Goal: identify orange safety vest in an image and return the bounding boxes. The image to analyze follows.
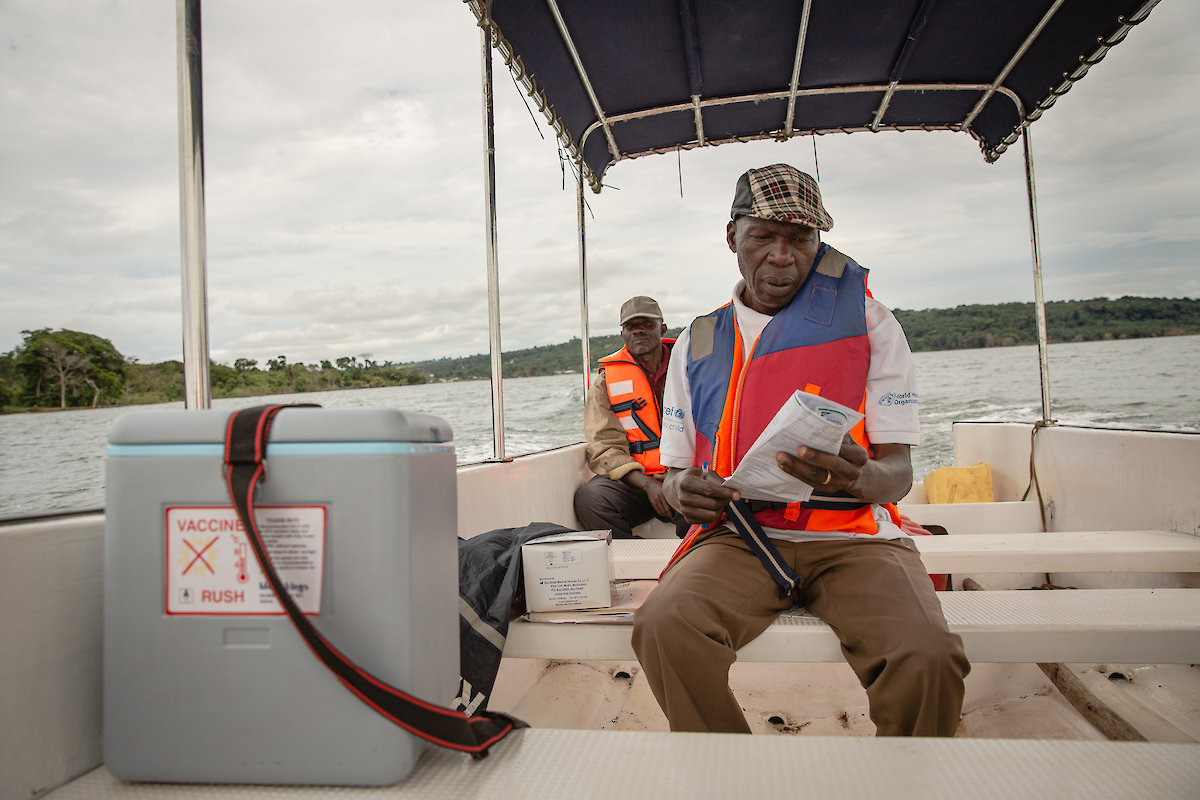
[598,340,675,476]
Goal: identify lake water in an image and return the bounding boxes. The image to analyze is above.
[2,335,1198,520]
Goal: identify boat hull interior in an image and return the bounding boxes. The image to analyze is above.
[3,422,1198,796]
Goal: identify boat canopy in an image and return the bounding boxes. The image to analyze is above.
[172,2,1163,450]
[466,0,1160,191]
[455,0,1162,451]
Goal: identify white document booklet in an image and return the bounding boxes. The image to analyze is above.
[721,390,863,503]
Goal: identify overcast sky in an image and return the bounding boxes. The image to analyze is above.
[2,1,1197,367]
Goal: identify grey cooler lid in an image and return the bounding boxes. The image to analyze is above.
[107,407,452,445]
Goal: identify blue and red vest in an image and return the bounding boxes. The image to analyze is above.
[685,244,899,536]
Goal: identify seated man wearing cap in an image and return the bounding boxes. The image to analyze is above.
[574,296,689,539]
[632,164,969,736]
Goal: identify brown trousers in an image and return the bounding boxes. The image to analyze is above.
[631,529,969,735]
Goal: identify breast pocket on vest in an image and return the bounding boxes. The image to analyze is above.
[806,286,837,326]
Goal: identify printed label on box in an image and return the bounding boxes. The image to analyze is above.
[522,532,613,612]
[165,505,325,616]
[533,575,598,607]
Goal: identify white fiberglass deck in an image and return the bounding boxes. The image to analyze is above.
[45,730,1200,799]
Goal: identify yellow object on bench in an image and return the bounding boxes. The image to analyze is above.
[924,462,994,504]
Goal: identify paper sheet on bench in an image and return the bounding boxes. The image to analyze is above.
[523,580,657,624]
[721,390,862,503]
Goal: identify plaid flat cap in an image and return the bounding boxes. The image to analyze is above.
[730,164,834,231]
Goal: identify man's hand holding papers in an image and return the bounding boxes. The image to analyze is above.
[720,391,863,503]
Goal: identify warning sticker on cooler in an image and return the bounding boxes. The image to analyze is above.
[165,505,326,616]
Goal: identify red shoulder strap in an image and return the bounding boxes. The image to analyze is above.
[223,404,524,757]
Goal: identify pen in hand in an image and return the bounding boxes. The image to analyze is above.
[701,461,709,480]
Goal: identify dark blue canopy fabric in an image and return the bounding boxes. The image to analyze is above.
[466,0,1160,190]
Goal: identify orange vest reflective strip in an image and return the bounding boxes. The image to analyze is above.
[711,322,746,479]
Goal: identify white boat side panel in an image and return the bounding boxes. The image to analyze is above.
[953,423,1200,535]
[897,500,1044,533]
[1034,426,1200,535]
[953,422,1033,501]
[900,479,927,503]
[45,730,1200,800]
[456,444,587,538]
[0,513,105,800]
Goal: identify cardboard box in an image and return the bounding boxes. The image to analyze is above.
[522,530,613,612]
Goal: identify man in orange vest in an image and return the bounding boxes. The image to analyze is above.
[632,164,968,736]
[574,296,689,539]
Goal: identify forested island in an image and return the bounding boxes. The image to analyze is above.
[2,296,1197,412]
[0,334,426,412]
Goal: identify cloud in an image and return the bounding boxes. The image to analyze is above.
[1,0,1197,368]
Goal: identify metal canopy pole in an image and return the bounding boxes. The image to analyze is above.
[176,0,211,409]
[480,10,505,459]
[577,165,591,391]
[1022,125,1054,424]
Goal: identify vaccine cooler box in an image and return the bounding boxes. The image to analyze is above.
[103,406,458,785]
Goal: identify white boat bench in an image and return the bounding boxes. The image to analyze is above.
[610,529,1200,579]
[505,587,1200,664]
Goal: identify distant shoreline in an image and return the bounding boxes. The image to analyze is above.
[5,297,1197,414]
[4,331,1198,416]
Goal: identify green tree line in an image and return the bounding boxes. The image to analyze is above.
[895,296,1200,352]
[3,296,1196,412]
[413,295,1200,380]
[0,330,425,412]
